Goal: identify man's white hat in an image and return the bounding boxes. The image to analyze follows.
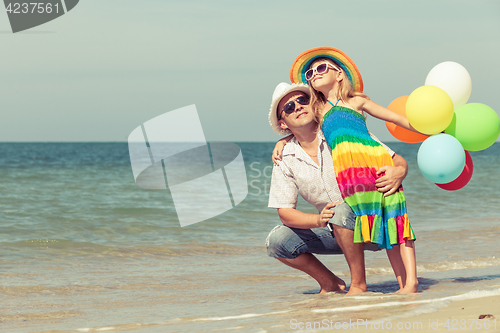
[268,82,310,136]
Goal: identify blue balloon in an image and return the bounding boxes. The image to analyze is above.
[417,134,465,184]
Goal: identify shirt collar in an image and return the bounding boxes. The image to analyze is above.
[318,130,327,144]
[282,132,323,168]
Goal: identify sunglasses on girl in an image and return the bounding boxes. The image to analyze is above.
[279,95,310,119]
[305,62,340,81]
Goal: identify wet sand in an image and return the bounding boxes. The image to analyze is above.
[352,295,499,333]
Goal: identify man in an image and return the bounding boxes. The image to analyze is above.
[266,82,408,295]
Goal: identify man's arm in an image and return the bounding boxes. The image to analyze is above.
[375,153,408,196]
[278,201,339,229]
[278,208,322,229]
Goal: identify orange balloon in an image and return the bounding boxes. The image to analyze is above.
[386,96,429,143]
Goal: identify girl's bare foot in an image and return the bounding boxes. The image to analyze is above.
[397,280,418,293]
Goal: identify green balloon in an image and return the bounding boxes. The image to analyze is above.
[445,103,500,151]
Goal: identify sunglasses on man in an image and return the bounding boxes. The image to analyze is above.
[278,96,310,120]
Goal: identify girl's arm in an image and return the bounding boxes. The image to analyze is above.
[359,97,421,133]
[272,134,294,165]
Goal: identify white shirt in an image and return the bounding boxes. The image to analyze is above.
[268,131,394,212]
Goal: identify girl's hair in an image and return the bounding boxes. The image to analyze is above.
[308,58,368,122]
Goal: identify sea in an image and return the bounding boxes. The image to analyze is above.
[1,142,500,333]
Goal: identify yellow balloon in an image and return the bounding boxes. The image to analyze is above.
[406,85,454,135]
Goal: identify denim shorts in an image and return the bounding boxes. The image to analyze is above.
[266,203,379,259]
[328,202,356,230]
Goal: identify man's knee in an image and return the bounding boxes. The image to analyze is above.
[266,225,298,259]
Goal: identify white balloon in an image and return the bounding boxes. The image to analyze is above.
[425,61,472,109]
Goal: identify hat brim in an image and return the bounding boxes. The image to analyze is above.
[289,47,364,92]
[269,84,310,136]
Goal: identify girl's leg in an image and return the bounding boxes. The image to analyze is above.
[386,245,406,291]
[398,240,418,293]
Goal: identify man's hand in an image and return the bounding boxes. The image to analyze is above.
[375,154,408,197]
[317,201,340,227]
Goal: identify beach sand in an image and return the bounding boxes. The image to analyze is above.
[399,295,498,333]
[352,295,499,333]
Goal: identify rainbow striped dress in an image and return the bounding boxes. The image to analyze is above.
[321,101,415,249]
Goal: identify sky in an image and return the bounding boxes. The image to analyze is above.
[1,0,499,142]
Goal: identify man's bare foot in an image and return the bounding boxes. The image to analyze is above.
[319,277,346,294]
[346,285,367,296]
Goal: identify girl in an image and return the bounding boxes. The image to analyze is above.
[274,47,419,293]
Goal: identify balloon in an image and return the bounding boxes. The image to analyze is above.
[425,61,472,109]
[386,96,429,143]
[445,103,500,151]
[436,150,473,191]
[417,134,465,184]
[406,85,454,135]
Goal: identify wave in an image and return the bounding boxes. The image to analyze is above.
[312,288,500,314]
[73,311,291,333]
[0,239,252,259]
[70,288,500,333]
[365,256,500,276]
